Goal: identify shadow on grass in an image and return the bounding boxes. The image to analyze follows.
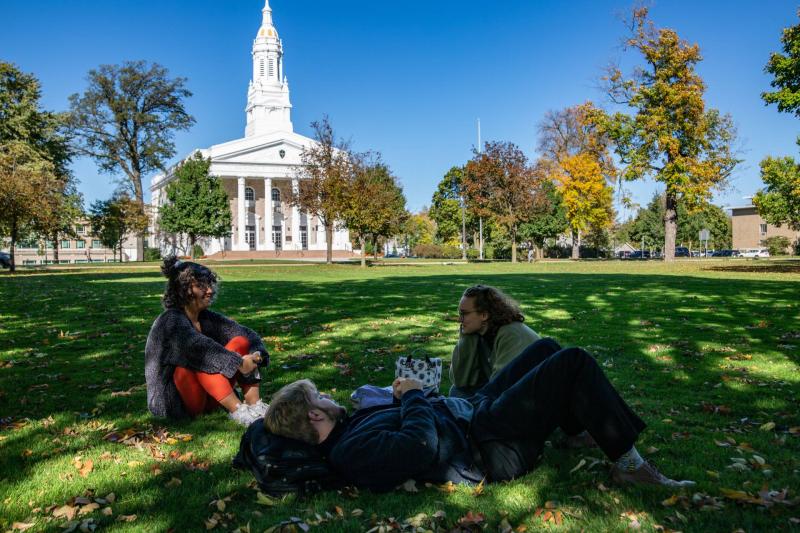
[1,266,799,530]
[704,258,800,274]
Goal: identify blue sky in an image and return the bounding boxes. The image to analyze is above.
[4,0,798,219]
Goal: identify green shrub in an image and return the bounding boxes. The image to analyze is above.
[763,235,790,256]
[144,247,162,262]
[191,244,205,258]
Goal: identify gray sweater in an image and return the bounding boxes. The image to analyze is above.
[145,308,269,419]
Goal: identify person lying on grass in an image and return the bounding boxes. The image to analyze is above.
[264,338,696,491]
[145,256,269,426]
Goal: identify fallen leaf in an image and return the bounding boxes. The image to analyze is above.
[116,514,137,522]
[11,522,35,531]
[760,422,776,432]
[78,503,99,516]
[570,458,587,474]
[52,505,78,521]
[101,507,113,516]
[400,479,418,493]
[472,478,486,496]
[165,477,181,488]
[255,491,277,506]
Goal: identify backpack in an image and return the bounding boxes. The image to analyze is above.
[232,419,343,497]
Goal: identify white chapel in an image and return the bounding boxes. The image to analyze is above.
[149,0,352,257]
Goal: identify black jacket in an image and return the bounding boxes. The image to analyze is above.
[320,390,483,492]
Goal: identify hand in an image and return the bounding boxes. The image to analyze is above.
[239,355,257,375]
[249,351,263,365]
[392,377,423,399]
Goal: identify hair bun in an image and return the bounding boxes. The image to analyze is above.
[161,256,182,278]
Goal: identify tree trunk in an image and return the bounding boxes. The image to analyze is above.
[373,236,379,260]
[571,229,580,260]
[52,232,60,263]
[510,226,517,263]
[9,216,17,273]
[360,235,366,268]
[132,174,146,261]
[190,234,197,259]
[663,191,678,262]
[325,222,333,264]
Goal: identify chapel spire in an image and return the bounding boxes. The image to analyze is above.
[245,0,293,136]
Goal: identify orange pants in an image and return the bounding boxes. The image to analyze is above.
[173,336,258,416]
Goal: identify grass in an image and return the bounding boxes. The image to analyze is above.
[1,259,799,532]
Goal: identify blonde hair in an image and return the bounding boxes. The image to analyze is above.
[264,379,320,444]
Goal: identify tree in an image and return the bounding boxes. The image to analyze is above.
[762,12,800,118]
[401,211,436,253]
[517,178,568,259]
[536,103,616,259]
[429,167,476,256]
[755,14,800,231]
[0,62,72,272]
[753,156,800,230]
[763,235,791,256]
[293,116,353,264]
[342,155,408,267]
[89,194,149,261]
[158,152,232,258]
[33,185,83,264]
[464,142,539,262]
[603,8,739,261]
[68,61,194,209]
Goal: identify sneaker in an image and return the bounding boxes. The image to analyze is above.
[229,402,260,426]
[611,461,696,488]
[247,399,269,418]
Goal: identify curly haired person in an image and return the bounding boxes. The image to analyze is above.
[145,257,269,425]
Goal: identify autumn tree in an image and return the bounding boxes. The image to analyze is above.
[0,62,72,272]
[341,154,408,267]
[293,116,353,264]
[402,210,436,252]
[536,103,615,259]
[89,194,149,261]
[603,8,739,261]
[464,141,539,262]
[158,152,232,258]
[754,15,800,230]
[517,178,568,259]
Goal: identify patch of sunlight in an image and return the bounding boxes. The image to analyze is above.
[539,308,572,320]
[752,396,789,410]
[88,277,162,284]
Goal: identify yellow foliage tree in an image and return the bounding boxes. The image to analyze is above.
[553,153,614,258]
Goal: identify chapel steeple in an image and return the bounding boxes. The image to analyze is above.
[245,0,293,136]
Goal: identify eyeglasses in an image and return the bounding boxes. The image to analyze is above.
[458,309,479,319]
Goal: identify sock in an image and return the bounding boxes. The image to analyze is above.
[615,446,644,472]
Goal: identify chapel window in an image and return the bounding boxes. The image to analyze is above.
[271,188,281,203]
[245,187,255,201]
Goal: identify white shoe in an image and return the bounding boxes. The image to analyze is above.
[229,403,259,426]
[247,399,269,418]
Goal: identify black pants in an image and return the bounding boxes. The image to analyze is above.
[469,338,646,481]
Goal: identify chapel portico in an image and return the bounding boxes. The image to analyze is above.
[149,0,352,257]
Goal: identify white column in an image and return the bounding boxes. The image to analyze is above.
[291,178,300,250]
[316,216,325,250]
[236,177,246,250]
[254,214,260,251]
[264,178,273,250]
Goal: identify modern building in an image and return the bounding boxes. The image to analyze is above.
[149,0,352,257]
[5,220,142,265]
[730,200,799,253]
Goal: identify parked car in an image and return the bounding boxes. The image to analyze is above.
[674,247,691,257]
[740,248,770,258]
[712,249,733,257]
[0,252,10,269]
[629,250,650,259]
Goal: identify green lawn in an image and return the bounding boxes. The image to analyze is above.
[1,260,799,532]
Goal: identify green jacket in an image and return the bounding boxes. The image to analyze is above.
[449,321,540,391]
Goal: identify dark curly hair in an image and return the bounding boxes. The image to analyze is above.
[462,284,524,336]
[160,256,219,310]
